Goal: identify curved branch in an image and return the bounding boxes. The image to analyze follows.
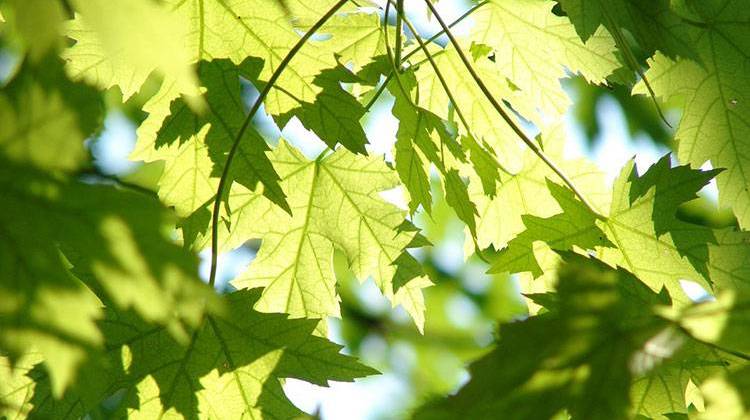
[208,0,350,286]
[364,1,488,112]
[421,0,603,217]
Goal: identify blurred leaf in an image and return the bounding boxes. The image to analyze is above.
[6,290,375,418]
[65,0,199,101]
[417,253,737,420]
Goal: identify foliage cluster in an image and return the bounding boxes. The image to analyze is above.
[1,0,750,418]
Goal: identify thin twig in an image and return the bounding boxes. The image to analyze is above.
[77,167,158,198]
[598,2,672,128]
[421,0,602,217]
[401,0,488,63]
[208,0,349,287]
[363,0,487,112]
[394,0,404,66]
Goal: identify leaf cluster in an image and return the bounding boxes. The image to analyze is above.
[1,0,750,418]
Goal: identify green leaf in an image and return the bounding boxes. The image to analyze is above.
[634,1,750,229]
[699,366,750,419]
[156,59,289,216]
[226,142,431,331]
[489,181,611,277]
[462,135,502,198]
[279,65,370,155]
[559,0,699,60]
[64,0,199,101]
[596,157,720,301]
[394,131,432,214]
[470,123,610,252]
[1,0,65,61]
[0,56,103,171]
[0,159,214,395]
[490,156,733,304]
[470,0,619,118]
[390,69,463,214]
[312,11,390,71]
[418,253,681,420]
[0,352,41,418]
[13,290,376,419]
[414,45,527,173]
[444,170,478,238]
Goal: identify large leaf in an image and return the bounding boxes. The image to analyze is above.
[5,290,375,419]
[64,0,199,100]
[471,0,619,118]
[491,157,734,303]
[0,55,103,171]
[470,123,610,252]
[225,141,431,331]
[634,0,750,229]
[559,0,698,59]
[156,59,289,215]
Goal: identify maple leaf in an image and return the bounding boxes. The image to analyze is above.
[156,59,289,215]
[0,158,215,396]
[0,0,65,61]
[418,253,736,420]
[470,0,619,118]
[0,56,103,171]
[559,0,699,60]
[470,123,611,252]
[63,0,199,101]
[489,180,612,277]
[0,352,40,418]
[699,366,750,419]
[491,157,729,303]
[4,290,375,419]
[221,141,431,331]
[389,69,479,234]
[414,45,527,174]
[634,0,750,229]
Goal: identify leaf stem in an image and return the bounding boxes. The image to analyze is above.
[598,2,672,128]
[208,0,349,287]
[363,72,393,111]
[400,0,488,63]
[394,0,403,66]
[384,1,411,103]
[390,2,481,163]
[421,0,602,217]
[363,1,487,112]
[76,167,158,198]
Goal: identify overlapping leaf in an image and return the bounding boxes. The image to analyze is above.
[559,0,698,60]
[156,59,288,214]
[470,0,620,118]
[0,56,211,397]
[221,141,430,331]
[470,123,610,252]
[0,159,216,395]
[490,157,734,303]
[64,0,199,100]
[3,290,375,419]
[417,254,739,419]
[0,55,102,171]
[68,0,377,154]
[389,69,479,234]
[413,45,527,173]
[635,0,750,229]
